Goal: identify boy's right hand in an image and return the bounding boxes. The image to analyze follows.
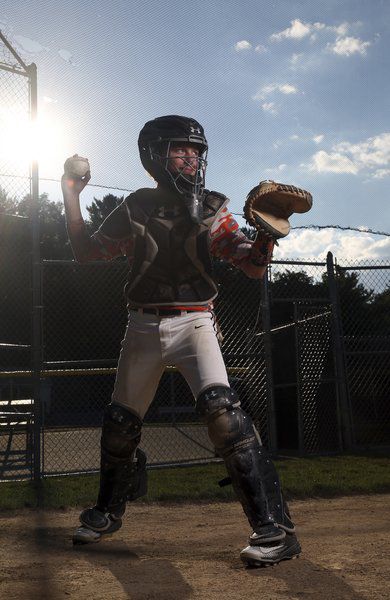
[61,155,91,197]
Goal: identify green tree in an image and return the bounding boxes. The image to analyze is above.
[240,225,256,241]
[369,286,390,334]
[17,193,73,260]
[271,269,327,299]
[334,270,374,337]
[0,187,19,214]
[86,194,123,232]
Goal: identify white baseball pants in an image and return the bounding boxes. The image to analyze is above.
[111,310,229,419]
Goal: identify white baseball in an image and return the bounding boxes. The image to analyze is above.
[64,154,90,179]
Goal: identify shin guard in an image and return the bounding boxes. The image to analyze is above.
[96,404,147,516]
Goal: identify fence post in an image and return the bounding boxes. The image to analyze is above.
[293,302,305,455]
[326,252,353,449]
[260,269,278,453]
[28,62,43,482]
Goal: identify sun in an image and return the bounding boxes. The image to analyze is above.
[0,103,66,177]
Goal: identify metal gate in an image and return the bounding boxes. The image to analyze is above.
[265,259,341,454]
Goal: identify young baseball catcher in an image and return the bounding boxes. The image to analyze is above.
[61,115,312,566]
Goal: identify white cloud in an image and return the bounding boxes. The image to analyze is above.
[270,20,372,59]
[58,49,76,65]
[372,169,390,179]
[14,35,49,54]
[333,23,350,37]
[313,135,324,144]
[270,19,314,41]
[305,133,390,177]
[253,83,299,101]
[234,40,252,51]
[265,163,287,174]
[334,133,390,169]
[327,36,370,56]
[233,41,267,54]
[290,134,300,141]
[262,102,278,114]
[275,229,390,262]
[270,19,351,43]
[279,83,298,95]
[290,52,304,65]
[307,151,359,174]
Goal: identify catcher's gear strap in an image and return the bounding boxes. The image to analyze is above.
[101,403,142,457]
[196,385,240,419]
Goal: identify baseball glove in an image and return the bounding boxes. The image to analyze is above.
[243,180,312,239]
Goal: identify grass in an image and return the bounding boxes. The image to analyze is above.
[0,453,389,511]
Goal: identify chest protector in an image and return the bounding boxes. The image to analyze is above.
[124,187,227,306]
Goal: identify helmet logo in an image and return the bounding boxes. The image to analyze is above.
[190,126,202,134]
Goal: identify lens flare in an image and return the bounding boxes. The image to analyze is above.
[0,104,66,177]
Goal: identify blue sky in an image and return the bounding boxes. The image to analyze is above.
[1,0,389,262]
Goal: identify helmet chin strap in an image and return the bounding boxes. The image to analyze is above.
[170,168,205,224]
[182,191,204,224]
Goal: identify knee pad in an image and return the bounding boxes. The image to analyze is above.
[101,403,142,458]
[196,386,255,452]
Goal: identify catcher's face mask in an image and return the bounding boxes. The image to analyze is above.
[149,141,207,193]
[149,141,208,223]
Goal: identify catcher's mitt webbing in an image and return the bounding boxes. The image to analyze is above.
[244,180,312,239]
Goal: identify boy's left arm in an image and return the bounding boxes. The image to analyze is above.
[210,207,274,279]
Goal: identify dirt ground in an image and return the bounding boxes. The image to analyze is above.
[0,495,389,600]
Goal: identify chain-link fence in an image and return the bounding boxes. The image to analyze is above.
[2,250,390,480]
[336,261,390,446]
[0,34,31,202]
[1,247,390,480]
[36,260,269,476]
[1,32,389,481]
[0,32,36,480]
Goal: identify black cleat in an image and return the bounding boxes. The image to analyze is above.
[72,507,123,545]
[73,526,102,545]
[240,533,301,567]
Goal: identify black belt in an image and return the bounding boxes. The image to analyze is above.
[135,307,209,317]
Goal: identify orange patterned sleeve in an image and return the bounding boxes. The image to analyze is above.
[210,208,274,279]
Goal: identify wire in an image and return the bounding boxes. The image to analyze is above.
[2,173,389,236]
[230,214,390,237]
[292,224,390,237]
[41,177,134,193]
[255,311,332,337]
[0,173,134,193]
[172,423,216,456]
